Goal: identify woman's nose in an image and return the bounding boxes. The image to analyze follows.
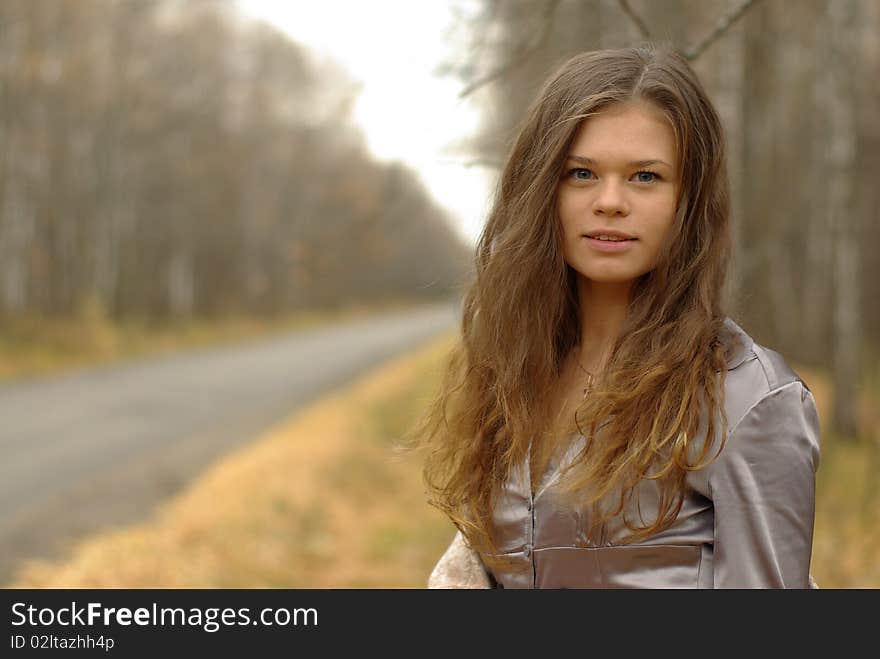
[591,180,629,216]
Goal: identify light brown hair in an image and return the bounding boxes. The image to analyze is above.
[414,44,739,567]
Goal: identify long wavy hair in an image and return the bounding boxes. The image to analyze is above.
[415,44,740,567]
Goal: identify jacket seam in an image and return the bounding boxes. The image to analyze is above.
[709,380,806,498]
[696,544,704,587]
[752,343,778,390]
[726,379,804,440]
[532,543,700,551]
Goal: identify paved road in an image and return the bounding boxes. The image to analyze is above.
[0,301,459,583]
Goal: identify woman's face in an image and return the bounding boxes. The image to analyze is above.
[557,101,680,288]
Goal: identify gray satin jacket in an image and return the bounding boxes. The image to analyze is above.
[487,317,821,589]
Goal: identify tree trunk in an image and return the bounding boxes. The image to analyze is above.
[825,0,860,439]
[713,18,746,316]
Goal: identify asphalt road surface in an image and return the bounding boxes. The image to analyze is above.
[0,301,459,584]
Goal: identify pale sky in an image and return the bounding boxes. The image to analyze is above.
[236,0,494,245]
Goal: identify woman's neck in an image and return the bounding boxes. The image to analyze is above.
[576,277,631,372]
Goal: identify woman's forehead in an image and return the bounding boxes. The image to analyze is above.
[569,102,678,167]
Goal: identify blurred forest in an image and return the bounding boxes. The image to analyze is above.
[0,0,471,324]
[441,0,879,440]
[0,0,876,587]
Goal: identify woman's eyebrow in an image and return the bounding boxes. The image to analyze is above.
[567,155,673,168]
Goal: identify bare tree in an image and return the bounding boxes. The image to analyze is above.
[825,0,861,438]
[0,0,471,321]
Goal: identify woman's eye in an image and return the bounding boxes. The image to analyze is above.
[566,168,661,183]
[569,168,593,180]
[634,170,660,183]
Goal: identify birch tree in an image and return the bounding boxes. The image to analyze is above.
[825,0,861,438]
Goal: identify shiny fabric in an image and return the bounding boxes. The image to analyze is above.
[487,317,821,589]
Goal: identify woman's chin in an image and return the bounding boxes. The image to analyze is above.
[573,270,644,287]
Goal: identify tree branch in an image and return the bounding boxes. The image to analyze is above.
[459,0,561,99]
[461,157,504,169]
[616,0,652,40]
[682,0,762,61]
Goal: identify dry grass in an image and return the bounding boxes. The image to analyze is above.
[7,333,458,588]
[7,337,876,588]
[797,364,880,588]
[811,434,880,588]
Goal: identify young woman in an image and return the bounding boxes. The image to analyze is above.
[419,45,820,588]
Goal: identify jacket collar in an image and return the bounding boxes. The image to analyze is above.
[722,317,755,371]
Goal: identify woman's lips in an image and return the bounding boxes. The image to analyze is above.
[583,236,637,252]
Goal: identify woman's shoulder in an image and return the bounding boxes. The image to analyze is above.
[719,317,814,430]
[693,317,821,494]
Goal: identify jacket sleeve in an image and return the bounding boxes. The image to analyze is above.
[708,381,821,588]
